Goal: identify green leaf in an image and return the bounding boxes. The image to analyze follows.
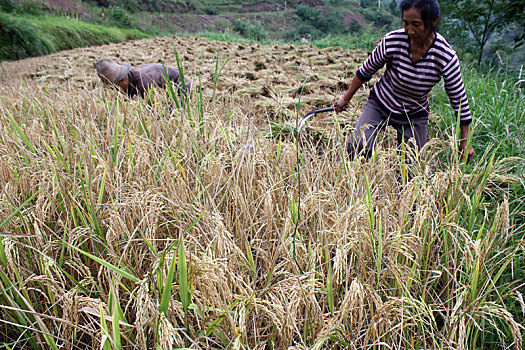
[178,240,190,311]
[159,249,177,315]
[69,245,140,282]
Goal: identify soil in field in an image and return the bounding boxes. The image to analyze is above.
[0,36,371,131]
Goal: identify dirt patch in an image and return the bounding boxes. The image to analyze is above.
[343,10,369,27]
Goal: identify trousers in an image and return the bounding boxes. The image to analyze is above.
[347,98,428,158]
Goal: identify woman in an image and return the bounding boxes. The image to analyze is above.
[334,0,474,161]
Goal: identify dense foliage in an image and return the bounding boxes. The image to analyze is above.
[0,11,146,60]
[440,0,525,65]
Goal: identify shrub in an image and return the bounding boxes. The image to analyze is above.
[296,4,321,23]
[107,5,131,28]
[232,20,268,41]
[360,0,377,8]
[115,0,139,13]
[0,0,15,12]
[287,5,347,40]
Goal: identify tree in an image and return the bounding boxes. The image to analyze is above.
[502,0,525,48]
[440,0,525,65]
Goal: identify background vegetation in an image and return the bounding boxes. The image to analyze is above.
[2,0,399,61]
[0,10,146,61]
[2,0,524,73]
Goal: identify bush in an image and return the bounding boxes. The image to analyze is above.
[285,22,320,41]
[232,20,267,41]
[287,5,347,40]
[361,7,397,28]
[107,5,131,28]
[0,0,15,12]
[360,0,377,8]
[296,4,321,23]
[114,0,139,13]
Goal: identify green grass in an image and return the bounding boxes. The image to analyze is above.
[311,29,382,51]
[431,67,524,160]
[430,65,525,344]
[0,11,148,61]
[431,66,525,219]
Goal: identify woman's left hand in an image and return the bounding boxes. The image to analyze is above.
[459,124,474,163]
[459,141,474,163]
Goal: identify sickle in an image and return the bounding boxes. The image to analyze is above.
[296,107,336,133]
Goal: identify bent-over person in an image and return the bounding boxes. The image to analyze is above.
[96,59,192,100]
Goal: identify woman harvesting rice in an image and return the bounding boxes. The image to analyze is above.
[334,0,474,161]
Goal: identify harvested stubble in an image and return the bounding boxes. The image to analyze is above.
[0,36,522,349]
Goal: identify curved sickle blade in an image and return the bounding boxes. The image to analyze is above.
[297,107,336,133]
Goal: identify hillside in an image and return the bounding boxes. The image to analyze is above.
[5,0,397,38]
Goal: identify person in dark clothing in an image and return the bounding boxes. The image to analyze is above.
[96,59,192,100]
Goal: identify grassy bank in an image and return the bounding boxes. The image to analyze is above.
[0,11,147,61]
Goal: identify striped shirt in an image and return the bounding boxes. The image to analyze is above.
[356,29,471,125]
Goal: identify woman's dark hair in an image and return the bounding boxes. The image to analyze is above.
[400,0,440,30]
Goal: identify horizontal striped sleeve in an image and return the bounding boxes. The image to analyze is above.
[443,55,472,125]
[355,30,471,119]
[356,37,388,81]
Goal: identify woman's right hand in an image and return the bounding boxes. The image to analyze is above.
[333,98,348,113]
[333,76,364,112]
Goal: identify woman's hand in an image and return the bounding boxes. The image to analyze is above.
[332,76,365,113]
[333,98,349,113]
[459,124,474,163]
[459,141,474,163]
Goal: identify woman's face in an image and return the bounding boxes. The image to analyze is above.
[403,7,435,45]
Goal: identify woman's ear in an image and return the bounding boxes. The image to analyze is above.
[432,16,440,29]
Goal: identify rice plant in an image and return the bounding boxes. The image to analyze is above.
[0,36,523,349]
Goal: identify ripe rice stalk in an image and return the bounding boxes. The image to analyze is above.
[0,36,522,349]
[0,189,41,231]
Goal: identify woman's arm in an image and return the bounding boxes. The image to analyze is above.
[442,55,474,162]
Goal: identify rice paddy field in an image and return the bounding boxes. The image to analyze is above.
[0,36,524,349]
